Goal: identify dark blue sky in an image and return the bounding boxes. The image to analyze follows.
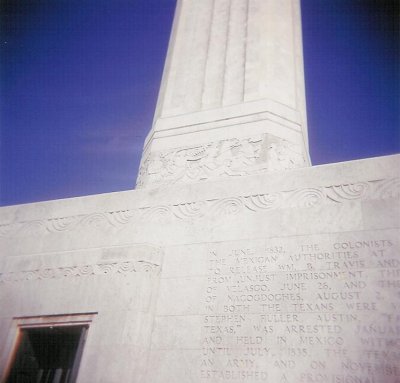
[1,0,399,206]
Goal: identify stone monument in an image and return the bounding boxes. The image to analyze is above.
[137,0,310,189]
[0,0,399,382]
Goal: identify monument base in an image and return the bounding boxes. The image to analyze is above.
[1,155,399,382]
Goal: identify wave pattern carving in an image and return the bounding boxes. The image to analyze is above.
[0,260,161,284]
[0,178,398,238]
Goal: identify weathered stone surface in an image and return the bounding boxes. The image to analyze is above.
[0,155,399,382]
[0,0,399,381]
[138,0,310,189]
[152,230,400,383]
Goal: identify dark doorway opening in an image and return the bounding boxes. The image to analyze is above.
[6,325,87,383]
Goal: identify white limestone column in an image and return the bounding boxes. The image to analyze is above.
[138,0,310,189]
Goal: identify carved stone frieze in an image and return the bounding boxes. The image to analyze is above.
[136,134,306,188]
[0,177,398,238]
[0,260,161,284]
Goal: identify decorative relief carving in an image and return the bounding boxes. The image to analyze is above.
[136,134,306,188]
[325,182,371,202]
[288,188,325,208]
[0,260,161,284]
[0,178,398,238]
[49,216,81,232]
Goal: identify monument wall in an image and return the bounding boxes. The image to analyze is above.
[0,244,162,382]
[1,155,399,382]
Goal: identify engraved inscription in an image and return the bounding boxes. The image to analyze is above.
[199,231,400,382]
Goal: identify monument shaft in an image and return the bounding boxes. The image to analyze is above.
[137,0,310,189]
